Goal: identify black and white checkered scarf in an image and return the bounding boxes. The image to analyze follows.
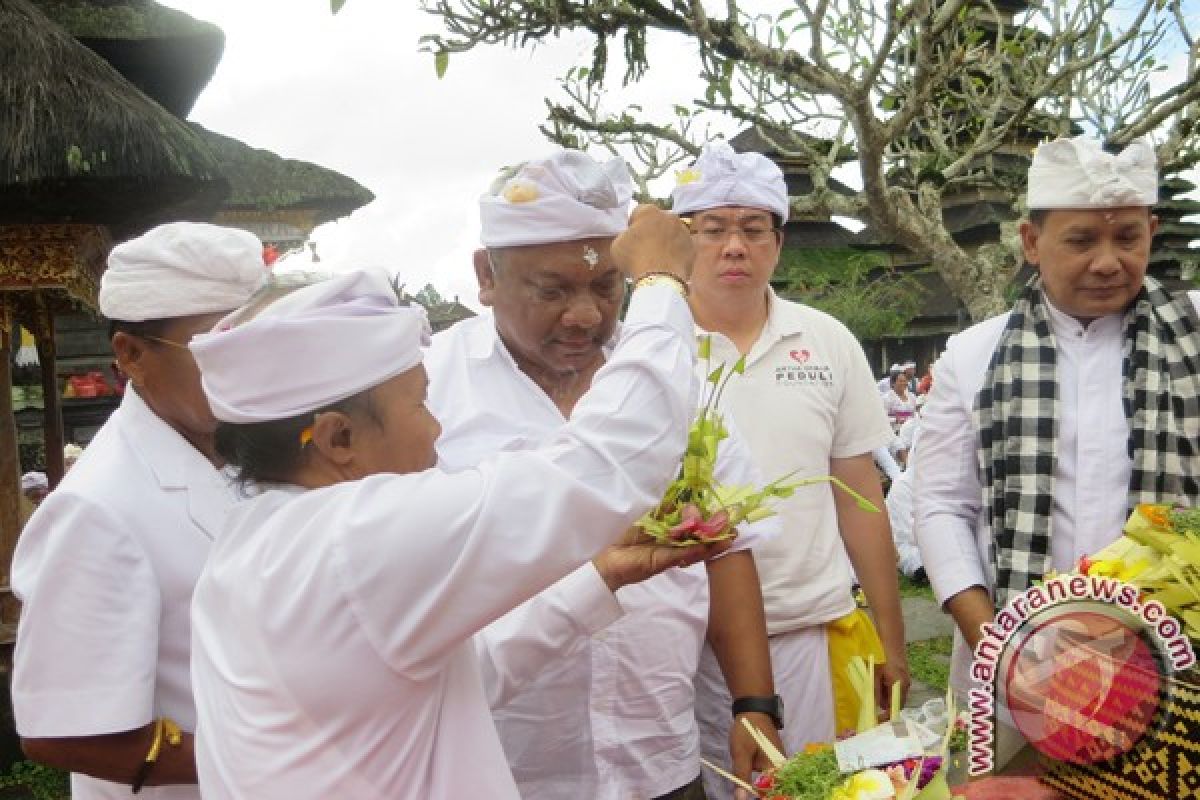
[975,275,1200,611]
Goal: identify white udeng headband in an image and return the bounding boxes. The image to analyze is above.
[190,270,431,424]
[479,150,634,248]
[1026,136,1157,210]
[670,140,790,222]
[100,222,266,322]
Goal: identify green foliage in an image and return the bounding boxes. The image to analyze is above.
[331,0,347,14]
[1169,508,1200,537]
[434,50,449,79]
[770,746,843,799]
[777,248,926,340]
[0,761,70,800]
[412,283,446,308]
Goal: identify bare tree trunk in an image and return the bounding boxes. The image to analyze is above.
[926,236,1018,323]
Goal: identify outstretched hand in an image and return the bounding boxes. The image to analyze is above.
[592,526,731,592]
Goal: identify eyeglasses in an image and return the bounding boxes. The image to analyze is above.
[690,225,779,245]
[140,334,191,351]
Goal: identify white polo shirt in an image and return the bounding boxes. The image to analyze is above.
[701,290,894,633]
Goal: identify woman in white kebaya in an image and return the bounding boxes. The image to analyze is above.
[187,207,709,799]
[883,371,917,424]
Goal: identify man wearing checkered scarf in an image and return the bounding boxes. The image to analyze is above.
[914,135,1200,756]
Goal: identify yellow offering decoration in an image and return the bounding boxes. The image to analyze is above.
[847,655,878,734]
[501,182,539,203]
[1078,503,1200,642]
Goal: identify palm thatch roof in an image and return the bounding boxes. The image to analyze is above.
[0,0,229,234]
[193,124,375,224]
[33,0,224,116]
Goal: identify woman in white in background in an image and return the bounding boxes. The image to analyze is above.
[882,371,916,425]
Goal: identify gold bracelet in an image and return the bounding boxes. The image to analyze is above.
[633,271,689,297]
[131,717,182,793]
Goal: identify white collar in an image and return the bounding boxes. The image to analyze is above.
[1042,293,1124,340]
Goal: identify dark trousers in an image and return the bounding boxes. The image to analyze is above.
[653,775,707,800]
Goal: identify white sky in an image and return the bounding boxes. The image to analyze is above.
[161,1,1198,307]
[159,0,716,308]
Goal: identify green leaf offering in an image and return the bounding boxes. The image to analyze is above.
[637,336,880,547]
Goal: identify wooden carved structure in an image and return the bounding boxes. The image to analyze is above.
[0,0,231,610]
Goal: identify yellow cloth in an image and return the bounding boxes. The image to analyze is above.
[827,607,886,735]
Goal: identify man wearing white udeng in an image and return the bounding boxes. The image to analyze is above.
[11,223,264,798]
[427,150,780,800]
[186,207,714,798]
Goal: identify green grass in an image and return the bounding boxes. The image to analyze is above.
[897,572,936,600]
[907,634,953,692]
[0,760,69,800]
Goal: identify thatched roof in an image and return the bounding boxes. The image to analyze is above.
[33,0,224,116]
[193,124,375,224]
[31,0,214,38]
[0,0,228,233]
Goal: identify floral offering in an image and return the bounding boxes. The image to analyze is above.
[638,336,878,547]
[705,692,960,800]
[1076,503,1200,641]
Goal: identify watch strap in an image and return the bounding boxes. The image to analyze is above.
[731,694,784,729]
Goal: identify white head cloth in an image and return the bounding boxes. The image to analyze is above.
[190,270,431,424]
[100,222,268,322]
[20,472,47,492]
[670,140,790,222]
[479,149,634,247]
[1027,136,1158,210]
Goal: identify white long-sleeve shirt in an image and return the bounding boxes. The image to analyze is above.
[914,290,1200,691]
[425,309,775,800]
[189,286,696,800]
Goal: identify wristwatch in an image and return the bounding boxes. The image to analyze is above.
[732,694,785,730]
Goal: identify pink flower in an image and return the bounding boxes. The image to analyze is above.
[668,504,703,540]
[695,509,730,540]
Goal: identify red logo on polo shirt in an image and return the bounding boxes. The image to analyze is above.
[777,348,834,387]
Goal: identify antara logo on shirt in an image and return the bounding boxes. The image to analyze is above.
[776,349,834,387]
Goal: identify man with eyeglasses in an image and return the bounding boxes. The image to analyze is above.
[11,222,266,799]
[672,141,909,800]
[426,149,782,800]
